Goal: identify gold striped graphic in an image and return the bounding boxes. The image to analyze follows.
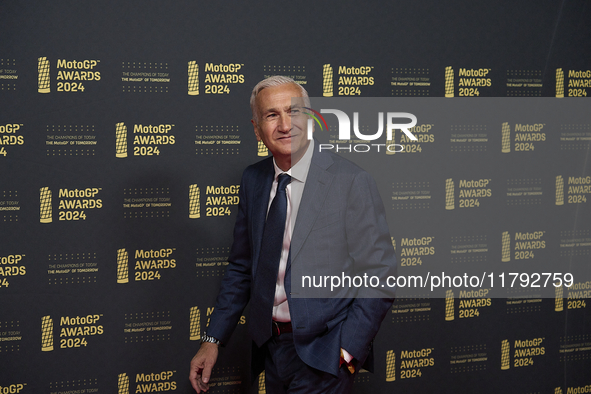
[117,249,129,283]
[257,140,269,157]
[556,176,564,206]
[501,232,511,262]
[258,372,266,394]
[445,290,455,321]
[555,285,563,312]
[385,350,396,381]
[41,315,53,351]
[323,64,333,97]
[501,122,511,153]
[38,57,50,93]
[555,68,564,98]
[445,66,454,97]
[445,179,454,210]
[386,130,396,155]
[40,187,52,223]
[189,184,201,219]
[188,61,199,95]
[189,306,201,341]
[118,373,129,394]
[501,340,510,370]
[115,122,128,158]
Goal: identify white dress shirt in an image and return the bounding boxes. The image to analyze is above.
[269,139,314,322]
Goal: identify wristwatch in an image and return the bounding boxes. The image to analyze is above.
[201,332,221,345]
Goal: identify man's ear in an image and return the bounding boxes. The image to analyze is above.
[251,119,261,141]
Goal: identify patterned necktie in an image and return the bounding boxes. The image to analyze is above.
[251,173,291,346]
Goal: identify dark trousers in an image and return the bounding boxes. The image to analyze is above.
[263,332,357,394]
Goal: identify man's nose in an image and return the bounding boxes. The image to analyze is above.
[277,113,291,132]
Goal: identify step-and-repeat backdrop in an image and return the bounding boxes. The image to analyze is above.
[1,1,590,393]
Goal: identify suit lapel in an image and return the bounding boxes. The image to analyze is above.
[289,148,334,267]
[251,159,274,273]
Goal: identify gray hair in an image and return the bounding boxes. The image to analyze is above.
[250,76,309,122]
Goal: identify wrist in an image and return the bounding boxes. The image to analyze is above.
[201,332,221,346]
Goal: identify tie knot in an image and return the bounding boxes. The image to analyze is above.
[277,174,291,192]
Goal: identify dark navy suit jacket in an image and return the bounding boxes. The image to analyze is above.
[206,144,397,378]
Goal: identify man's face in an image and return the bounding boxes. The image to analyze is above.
[251,83,310,169]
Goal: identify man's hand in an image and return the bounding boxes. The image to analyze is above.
[189,342,219,393]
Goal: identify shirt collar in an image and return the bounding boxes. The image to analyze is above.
[272,139,314,183]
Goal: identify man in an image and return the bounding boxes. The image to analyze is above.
[190,76,396,393]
